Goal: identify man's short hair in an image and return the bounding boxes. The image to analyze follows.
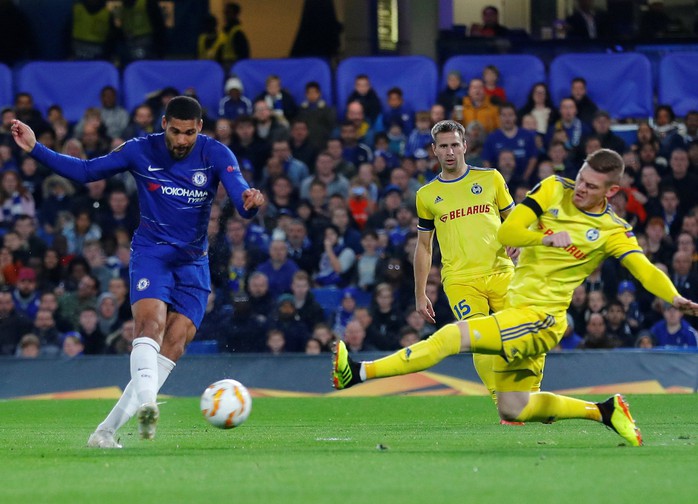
[164,96,202,122]
[584,148,624,185]
[431,120,466,143]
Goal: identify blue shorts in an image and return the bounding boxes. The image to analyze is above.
[129,246,211,328]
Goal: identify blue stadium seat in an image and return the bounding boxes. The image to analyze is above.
[0,64,11,109]
[549,53,653,119]
[336,56,438,117]
[231,57,333,106]
[186,340,219,355]
[442,55,545,109]
[14,61,119,123]
[122,60,224,117]
[658,52,698,117]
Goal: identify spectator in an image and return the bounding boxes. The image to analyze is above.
[16,333,41,358]
[300,151,350,201]
[290,270,326,332]
[305,337,323,354]
[11,267,40,320]
[122,104,156,140]
[404,111,433,158]
[195,291,233,346]
[265,328,286,354]
[639,0,673,40]
[565,0,610,39]
[219,77,252,121]
[556,313,583,350]
[14,92,48,132]
[344,319,376,352]
[254,239,299,298]
[255,75,298,127]
[220,1,250,67]
[99,187,138,237]
[650,303,698,348]
[76,305,104,354]
[663,148,698,216]
[579,312,620,349]
[437,70,467,119]
[339,116,374,168]
[230,115,270,177]
[266,139,309,188]
[461,78,500,134]
[0,289,33,355]
[470,5,510,37]
[31,308,62,354]
[252,99,288,144]
[62,209,102,256]
[482,103,538,182]
[297,81,336,150]
[114,0,166,63]
[223,294,267,352]
[635,330,654,349]
[314,224,356,288]
[289,119,319,169]
[246,271,274,325]
[61,331,85,358]
[482,65,507,106]
[105,318,135,355]
[367,282,402,350]
[0,170,36,230]
[591,110,626,155]
[547,97,590,167]
[98,86,130,140]
[96,291,121,336]
[569,77,598,127]
[197,13,225,61]
[375,87,413,135]
[58,273,99,327]
[604,299,636,347]
[670,250,698,302]
[270,293,310,352]
[346,74,382,125]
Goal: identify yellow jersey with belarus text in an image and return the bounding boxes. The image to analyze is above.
[509,175,642,310]
[416,165,514,288]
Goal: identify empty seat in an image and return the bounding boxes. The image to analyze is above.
[336,56,438,116]
[658,52,698,117]
[231,57,333,106]
[442,55,545,109]
[549,53,653,118]
[123,60,224,117]
[14,61,120,123]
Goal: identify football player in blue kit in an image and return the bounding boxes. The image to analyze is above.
[12,96,265,447]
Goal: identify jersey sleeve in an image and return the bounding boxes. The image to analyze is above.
[520,175,564,217]
[30,141,132,184]
[209,141,258,219]
[415,188,434,231]
[493,169,514,212]
[604,228,643,261]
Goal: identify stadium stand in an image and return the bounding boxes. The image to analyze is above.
[335,56,438,116]
[122,60,224,117]
[14,61,120,123]
[658,52,698,117]
[441,55,545,109]
[549,53,653,118]
[0,64,11,108]
[231,57,333,106]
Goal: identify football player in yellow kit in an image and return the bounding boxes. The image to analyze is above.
[411,120,526,424]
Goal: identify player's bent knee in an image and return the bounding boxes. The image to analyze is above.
[497,392,529,421]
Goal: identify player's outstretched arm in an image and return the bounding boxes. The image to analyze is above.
[622,252,698,316]
[10,120,37,153]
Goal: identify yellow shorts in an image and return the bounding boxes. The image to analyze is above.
[466,306,566,393]
[443,270,513,319]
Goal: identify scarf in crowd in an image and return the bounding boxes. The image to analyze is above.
[2,192,23,223]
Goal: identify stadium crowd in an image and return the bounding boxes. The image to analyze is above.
[2,50,698,357]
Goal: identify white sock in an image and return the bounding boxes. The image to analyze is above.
[360,363,367,381]
[97,354,176,433]
[130,337,160,406]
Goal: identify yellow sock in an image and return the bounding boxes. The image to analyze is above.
[472,354,498,405]
[516,392,601,423]
[365,323,462,379]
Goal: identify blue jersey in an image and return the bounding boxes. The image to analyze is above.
[481,128,538,178]
[30,134,256,259]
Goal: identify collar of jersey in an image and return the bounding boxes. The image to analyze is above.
[437,165,470,183]
[580,201,611,217]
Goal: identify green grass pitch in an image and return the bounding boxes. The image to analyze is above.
[1,395,696,504]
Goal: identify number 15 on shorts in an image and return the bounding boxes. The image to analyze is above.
[453,299,471,320]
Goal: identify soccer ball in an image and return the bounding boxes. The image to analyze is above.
[200,379,252,429]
